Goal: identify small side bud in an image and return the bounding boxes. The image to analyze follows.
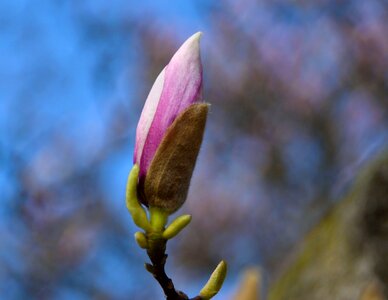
[134,231,148,249]
[145,263,154,274]
[162,215,192,240]
[126,165,151,231]
[199,260,228,300]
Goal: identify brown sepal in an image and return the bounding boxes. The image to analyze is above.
[144,103,209,214]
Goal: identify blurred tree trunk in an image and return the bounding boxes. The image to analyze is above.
[232,267,262,300]
[268,153,388,300]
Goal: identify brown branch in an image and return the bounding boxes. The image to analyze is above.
[145,235,203,300]
[145,236,184,299]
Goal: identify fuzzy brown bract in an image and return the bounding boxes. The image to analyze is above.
[143,103,209,214]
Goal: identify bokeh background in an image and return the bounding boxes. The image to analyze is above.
[1,1,387,299]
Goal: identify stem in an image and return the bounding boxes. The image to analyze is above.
[146,235,186,300]
[150,207,168,232]
[145,207,204,300]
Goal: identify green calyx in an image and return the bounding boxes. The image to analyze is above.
[126,165,193,249]
[126,165,151,232]
[149,207,169,233]
[162,214,192,240]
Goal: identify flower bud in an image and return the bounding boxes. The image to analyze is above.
[133,32,204,208]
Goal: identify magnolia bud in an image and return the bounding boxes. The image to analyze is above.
[134,32,203,207]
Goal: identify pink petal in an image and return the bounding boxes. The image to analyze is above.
[137,32,203,180]
[134,68,166,166]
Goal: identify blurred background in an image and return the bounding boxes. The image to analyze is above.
[1,1,387,299]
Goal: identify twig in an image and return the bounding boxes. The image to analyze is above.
[146,235,201,300]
